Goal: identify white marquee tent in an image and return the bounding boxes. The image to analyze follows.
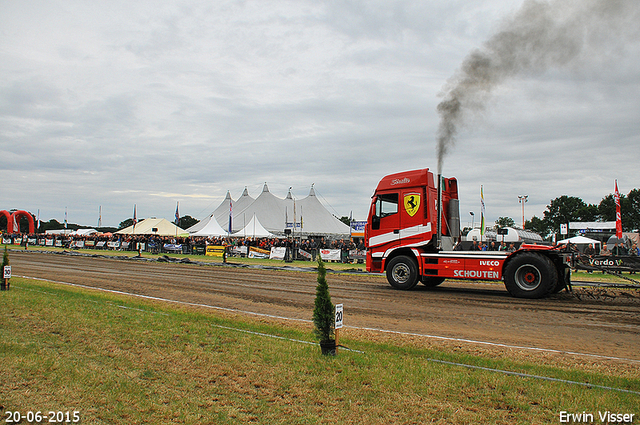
[557,235,601,246]
[189,215,230,237]
[227,183,289,234]
[214,187,255,232]
[200,184,351,237]
[116,218,187,236]
[233,213,277,239]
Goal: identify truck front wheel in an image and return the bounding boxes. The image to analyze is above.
[386,256,419,290]
[504,253,558,299]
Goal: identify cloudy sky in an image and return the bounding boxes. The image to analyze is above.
[1,0,639,229]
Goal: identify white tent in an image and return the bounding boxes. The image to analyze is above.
[558,235,601,245]
[185,213,213,234]
[203,183,351,237]
[189,215,229,237]
[231,183,288,234]
[116,218,187,236]
[295,185,351,236]
[233,214,277,239]
[214,188,254,231]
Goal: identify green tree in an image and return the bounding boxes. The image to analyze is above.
[339,216,352,227]
[598,189,640,232]
[39,219,64,233]
[494,217,515,229]
[626,189,640,232]
[542,196,597,234]
[178,215,199,230]
[525,216,550,239]
[119,218,132,230]
[2,246,9,290]
[312,257,334,344]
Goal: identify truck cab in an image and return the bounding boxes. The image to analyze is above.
[366,168,459,274]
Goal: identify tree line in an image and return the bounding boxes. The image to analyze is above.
[517,188,640,238]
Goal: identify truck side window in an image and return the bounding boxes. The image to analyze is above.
[377,193,398,218]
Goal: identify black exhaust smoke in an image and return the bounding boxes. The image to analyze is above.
[435,0,640,176]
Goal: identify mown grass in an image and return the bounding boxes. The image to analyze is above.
[1,277,639,424]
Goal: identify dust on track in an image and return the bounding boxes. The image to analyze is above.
[10,250,640,368]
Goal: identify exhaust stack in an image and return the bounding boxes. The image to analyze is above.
[436,174,442,250]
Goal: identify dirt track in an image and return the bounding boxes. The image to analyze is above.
[10,250,640,362]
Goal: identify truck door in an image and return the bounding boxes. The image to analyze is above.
[369,192,400,248]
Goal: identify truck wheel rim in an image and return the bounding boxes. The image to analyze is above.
[392,264,410,284]
[514,264,541,291]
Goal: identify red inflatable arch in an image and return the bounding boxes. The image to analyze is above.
[0,210,10,232]
[1,210,35,234]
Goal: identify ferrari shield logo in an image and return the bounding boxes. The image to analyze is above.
[403,193,420,217]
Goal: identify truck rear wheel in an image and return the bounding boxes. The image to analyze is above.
[386,256,419,290]
[421,276,445,287]
[504,253,557,299]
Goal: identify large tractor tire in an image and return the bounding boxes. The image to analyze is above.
[551,266,571,293]
[386,255,419,290]
[421,276,445,287]
[503,253,558,299]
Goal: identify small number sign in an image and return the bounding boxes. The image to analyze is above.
[335,304,343,329]
[3,265,10,279]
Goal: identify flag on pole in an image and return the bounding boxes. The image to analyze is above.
[133,204,137,233]
[228,198,233,234]
[480,186,485,238]
[614,180,622,238]
[175,201,180,225]
[64,207,68,229]
[349,210,353,237]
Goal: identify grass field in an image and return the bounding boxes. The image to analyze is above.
[2,277,638,424]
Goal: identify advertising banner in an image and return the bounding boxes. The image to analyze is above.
[319,249,341,261]
[270,247,287,260]
[350,221,366,237]
[231,246,249,256]
[206,245,226,257]
[249,247,270,259]
[299,249,312,260]
[576,255,640,272]
[349,249,366,260]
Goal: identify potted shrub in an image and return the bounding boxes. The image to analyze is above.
[313,257,335,355]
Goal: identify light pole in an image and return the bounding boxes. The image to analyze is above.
[469,211,475,229]
[518,195,528,229]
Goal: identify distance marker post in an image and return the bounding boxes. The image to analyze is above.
[2,265,10,290]
[335,304,343,355]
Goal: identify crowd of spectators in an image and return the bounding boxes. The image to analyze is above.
[3,232,366,262]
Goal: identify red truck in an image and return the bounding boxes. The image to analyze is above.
[365,168,574,298]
